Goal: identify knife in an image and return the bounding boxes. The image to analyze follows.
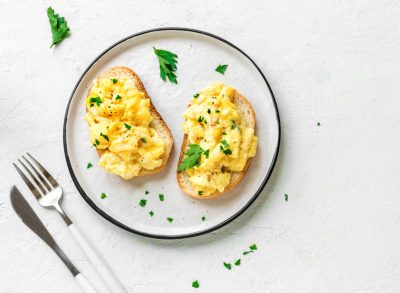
[10,185,98,293]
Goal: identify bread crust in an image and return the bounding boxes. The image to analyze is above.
[87,66,173,177]
[176,88,256,199]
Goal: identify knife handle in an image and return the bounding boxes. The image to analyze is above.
[75,273,99,293]
[69,223,126,293]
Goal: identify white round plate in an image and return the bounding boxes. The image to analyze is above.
[63,28,280,239]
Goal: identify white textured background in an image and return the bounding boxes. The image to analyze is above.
[1,0,400,292]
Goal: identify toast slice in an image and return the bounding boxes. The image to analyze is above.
[177,88,256,199]
[87,66,173,176]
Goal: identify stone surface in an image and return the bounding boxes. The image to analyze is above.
[1,0,400,292]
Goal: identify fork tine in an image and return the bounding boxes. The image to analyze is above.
[22,155,52,191]
[27,153,59,188]
[17,159,47,195]
[13,163,43,200]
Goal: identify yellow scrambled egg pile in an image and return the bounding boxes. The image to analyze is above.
[183,82,258,196]
[85,78,165,179]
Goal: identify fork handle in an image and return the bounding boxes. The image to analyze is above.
[69,223,126,293]
[75,273,99,293]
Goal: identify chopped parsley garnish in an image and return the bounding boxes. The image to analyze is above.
[112,78,118,84]
[242,251,254,256]
[223,149,232,155]
[47,7,70,48]
[167,217,173,223]
[193,93,200,98]
[141,137,147,143]
[145,190,150,195]
[198,116,205,123]
[100,133,109,142]
[234,259,241,266]
[124,123,131,130]
[95,139,100,146]
[223,262,232,270]
[198,191,203,196]
[90,103,94,107]
[153,47,178,84]
[285,194,288,202]
[159,194,164,201]
[178,144,205,172]
[231,121,238,130]
[139,199,147,207]
[221,140,230,148]
[204,149,209,159]
[115,95,122,100]
[89,96,102,106]
[215,64,228,74]
[250,244,257,250]
[192,280,200,288]
[201,216,206,221]
[207,108,211,114]
[215,109,220,113]
[100,192,107,199]
[86,162,93,169]
[243,244,258,255]
[149,211,154,217]
[317,122,321,126]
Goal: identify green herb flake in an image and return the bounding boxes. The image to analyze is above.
[100,133,109,142]
[223,262,232,270]
[115,95,122,100]
[167,217,173,223]
[47,7,70,48]
[243,251,254,255]
[193,93,200,99]
[204,149,209,159]
[100,192,107,199]
[139,199,147,207]
[198,191,203,196]
[250,244,257,251]
[317,122,321,126]
[285,194,288,202]
[149,210,154,217]
[124,123,131,130]
[201,216,206,221]
[234,259,241,266]
[198,116,205,123]
[86,162,93,169]
[215,64,228,75]
[231,122,238,130]
[141,137,147,143]
[178,144,205,172]
[159,194,165,201]
[95,139,100,146]
[192,280,200,288]
[153,47,178,84]
[112,78,118,84]
[207,108,211,114]
[145,190,150,195]
[221,140,230,148]
[89,96,102,106]
[215,109,220,113]
[223,149,232,155]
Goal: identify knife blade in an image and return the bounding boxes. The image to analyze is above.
[10,185,79,276]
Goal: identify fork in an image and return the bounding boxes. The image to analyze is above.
[13,153,125,293]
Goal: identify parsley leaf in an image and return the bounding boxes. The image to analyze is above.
[250,244,257,251]
[243,251,254,255]
[149,210,154,217]
[221,140,230,148]
[159,194,164,201]
[192,280,200,288]
[193,93,200,98]
[207,108,211,114]
[198,116,205,123]
[204,149,209,159]
[234,259,241,266]
[100,133,109,142]
[285,194,288,202]
[141,137,147,143]
[198,191,203,196]
[115,95,122,100]
[139,199,147,207]
[89,97,101,106]
[223,262,232,270]
[201,216,206,221]
[95,139,100,146]
[167,217,173,223]
[215,64,228,75]
[112,78,118,84]
[86,162,93,169]
[178,144,205,172]
[100,192,107,199]
[153,47,178,84]
[317,122,321,126]
[145,190,150,195]
[124,123,131,130]
[47,7,70,48]
[223,149,232,155]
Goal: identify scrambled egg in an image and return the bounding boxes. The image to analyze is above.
[85,78,165,179]
[182,82,258,196]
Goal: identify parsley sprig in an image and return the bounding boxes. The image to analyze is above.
[47,7,70,48]
[178,144,205,172]
[153,47,178,84]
